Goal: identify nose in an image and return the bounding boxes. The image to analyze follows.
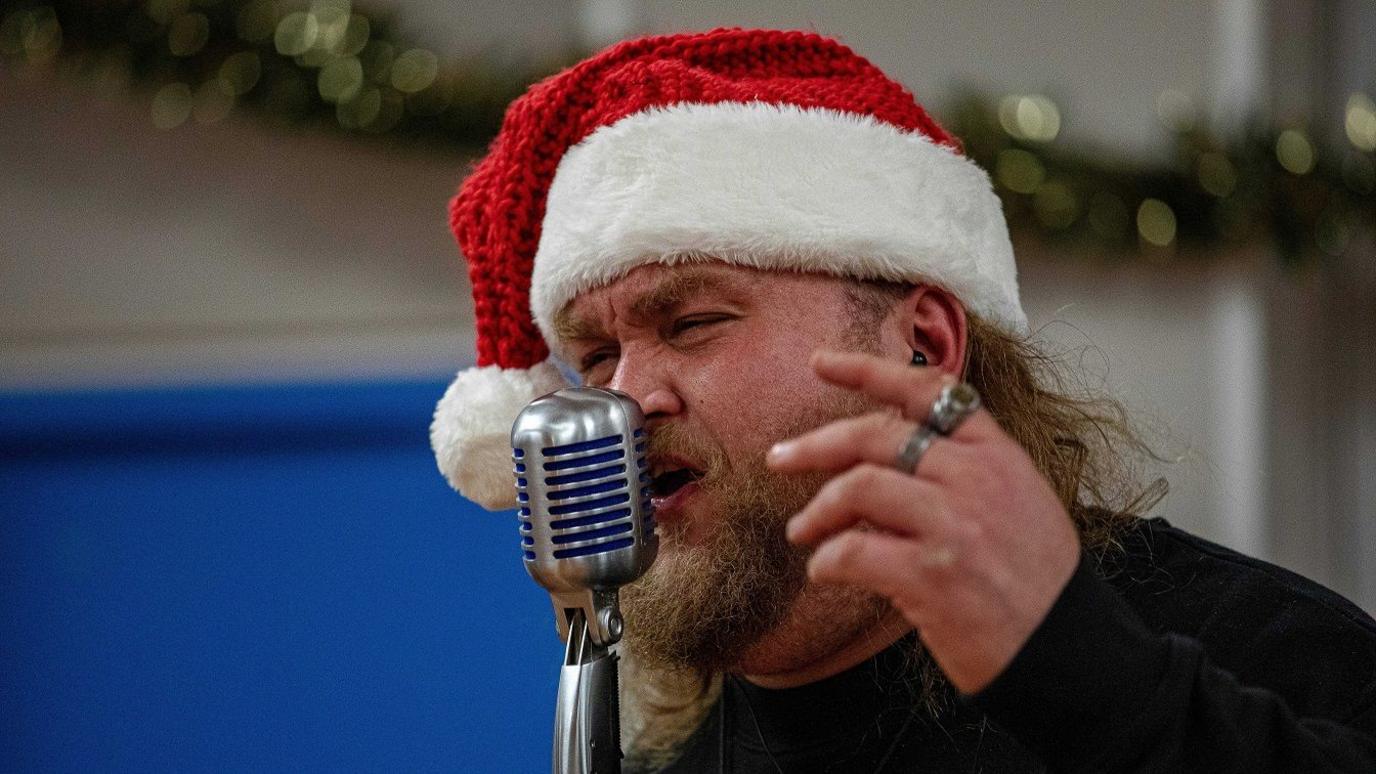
[606,348,682,423]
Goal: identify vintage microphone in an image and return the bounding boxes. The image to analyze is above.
[511,387,659,774]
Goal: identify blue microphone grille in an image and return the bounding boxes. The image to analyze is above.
[513,431,646,560]
[512,388,658,593]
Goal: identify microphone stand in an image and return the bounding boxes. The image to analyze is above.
[552,592,624,774]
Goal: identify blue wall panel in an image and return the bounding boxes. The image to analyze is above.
[1,381,559,772]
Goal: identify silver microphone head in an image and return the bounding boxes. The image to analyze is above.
[511,387,658,645]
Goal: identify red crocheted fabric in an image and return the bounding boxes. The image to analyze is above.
[449,27,960,369]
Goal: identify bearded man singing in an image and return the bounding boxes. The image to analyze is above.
[429,28,1376,773]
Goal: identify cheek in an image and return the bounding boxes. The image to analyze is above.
[684,334,832,443]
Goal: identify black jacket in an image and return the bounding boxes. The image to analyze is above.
[652,518,1376,772]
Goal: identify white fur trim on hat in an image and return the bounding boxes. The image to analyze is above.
[531,101,1025,339]
[430,360,570,510]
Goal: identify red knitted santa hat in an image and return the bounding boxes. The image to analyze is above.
[433,28,1025,510]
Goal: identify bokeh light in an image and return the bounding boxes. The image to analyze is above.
[4,6,63,64]
[274,11,319,57]
[336,14,370,57]
[193,79,235,124]
[337,86,381,128]
[318,56,364,103]
[1275,129,1315,175]
[151,82,194,129]
[311,0,352,53]
[218,51,261,96]
[391,49,439,93]
[368,90,405,133]
[167,12,209,57]
[1032,180,1078,229]
[1136,198,1177,247]
[996,148,1045,194]
[144,0,190,27]
[1197,152,1238,198]
[998,94,1061,142]
[1346,93,1376,152]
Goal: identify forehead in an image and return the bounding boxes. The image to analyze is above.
[552,262,841,339]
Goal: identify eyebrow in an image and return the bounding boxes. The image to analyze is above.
[551,268,737,342]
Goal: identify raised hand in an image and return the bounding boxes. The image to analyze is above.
[768,349,1082,693]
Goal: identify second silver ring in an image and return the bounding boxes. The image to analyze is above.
[895,424,937,475]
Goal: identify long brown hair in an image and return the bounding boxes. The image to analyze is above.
[845,281,1166,555]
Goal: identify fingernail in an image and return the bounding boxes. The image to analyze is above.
[785,516,803,542]
[767,441,794,464]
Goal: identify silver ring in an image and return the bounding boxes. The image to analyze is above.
[895,424,936,475]
[928,382,981,436]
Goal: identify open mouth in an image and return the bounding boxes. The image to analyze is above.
[649,459,704,500]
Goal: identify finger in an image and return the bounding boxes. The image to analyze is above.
[768,412,973,484]
[807,530,955,600]
[811,349,1000,441]
[768,411,915,474]
[786,463,949,546]
[810,349,951,421]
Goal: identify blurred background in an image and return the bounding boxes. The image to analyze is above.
[2,0,1374,771]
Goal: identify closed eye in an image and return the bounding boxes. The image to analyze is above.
[579,348,617,373]
[670,314,732,335]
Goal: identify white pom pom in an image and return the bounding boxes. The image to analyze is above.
[430,361,570,510]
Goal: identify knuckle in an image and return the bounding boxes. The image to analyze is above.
[852,463,884,487]
[828,532,867,566]
[957,514,984,542]
[843,417,878,446]
[879,412,912,439]
[817,473,852,507]
[831,463,878,497]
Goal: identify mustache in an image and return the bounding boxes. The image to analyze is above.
[645,421,826,519]
[644,422,733,485]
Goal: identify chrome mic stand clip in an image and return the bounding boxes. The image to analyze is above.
[552,590,624,774]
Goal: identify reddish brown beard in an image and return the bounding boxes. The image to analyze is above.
[620,397,872,674]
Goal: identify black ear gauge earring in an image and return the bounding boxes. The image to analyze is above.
[911,351,927,366]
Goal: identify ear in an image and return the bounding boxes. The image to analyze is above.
[902,284,968,378]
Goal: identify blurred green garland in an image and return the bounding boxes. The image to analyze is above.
[947,92,1376,264]
[0,0,571,147]
[4,0,1374,263]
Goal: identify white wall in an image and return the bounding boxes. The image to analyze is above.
[1018,250,1259,556]
[0,75,473,387]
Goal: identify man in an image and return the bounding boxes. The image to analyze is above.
[430,29,1376,772]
